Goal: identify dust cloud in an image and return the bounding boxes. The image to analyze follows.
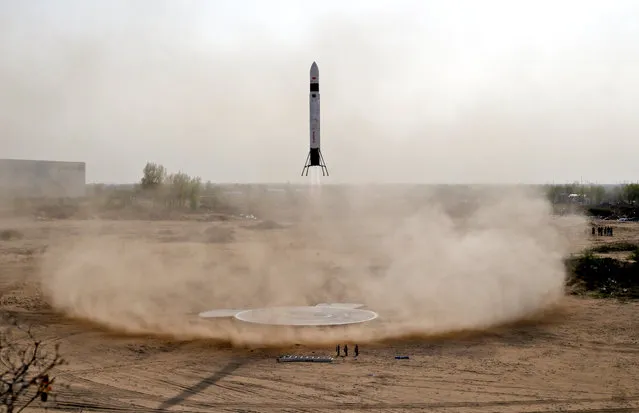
[38,185,586,347]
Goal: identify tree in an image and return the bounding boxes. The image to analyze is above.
[140,162,167,190]
[166,172,189,208]
[188,177,202,210]
[138,163,206,210]
[586,185,606,204]
[162,172,201,209]
[545,185,559,203]
[622,183,639,204]
[0,314,66,413]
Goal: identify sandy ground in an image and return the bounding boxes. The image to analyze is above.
[0,214,638,413]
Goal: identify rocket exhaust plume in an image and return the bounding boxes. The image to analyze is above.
[301,61,329,177]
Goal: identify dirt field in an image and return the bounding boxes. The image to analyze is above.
[1,209,638,412]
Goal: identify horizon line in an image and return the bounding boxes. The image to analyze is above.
[85,181,638,186]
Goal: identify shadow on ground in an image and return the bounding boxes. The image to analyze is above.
[157,358,248,411]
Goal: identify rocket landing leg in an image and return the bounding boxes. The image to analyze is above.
[301,148,329,176]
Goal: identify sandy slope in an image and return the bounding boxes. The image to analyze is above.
[0,216,638,412]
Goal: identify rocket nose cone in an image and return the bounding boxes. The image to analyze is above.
[310,62,319,79]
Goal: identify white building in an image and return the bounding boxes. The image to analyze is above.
[0,158,86,199]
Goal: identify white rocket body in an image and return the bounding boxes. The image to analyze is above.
[302,61,329,176]
[309,62,320,150]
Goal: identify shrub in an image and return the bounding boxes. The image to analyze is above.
[589,242,639,253]
[566,252,639,299]
[0,230,23,241]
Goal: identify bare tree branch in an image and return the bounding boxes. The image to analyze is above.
[0,313,66,413]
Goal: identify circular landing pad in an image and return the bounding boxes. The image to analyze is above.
[198,309,243,318]
[315,303,364,309]
[234,306,378,326]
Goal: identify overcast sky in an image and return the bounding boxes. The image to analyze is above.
[1,0,637,184]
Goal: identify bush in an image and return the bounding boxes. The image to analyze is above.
[0,229,23,241]
[587,207,614,217]
[565,252,639,298]
[588,242,639,253]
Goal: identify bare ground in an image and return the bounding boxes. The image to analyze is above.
[0,215,638,413]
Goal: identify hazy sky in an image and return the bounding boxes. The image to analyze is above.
[1,0,638,184]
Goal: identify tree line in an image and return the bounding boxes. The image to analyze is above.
[139,162,211,210]
[545,183,639,205]
[108,165,639,211]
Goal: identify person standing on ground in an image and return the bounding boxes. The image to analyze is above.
[343,344,348,357]
[354,344,359,357]
[336,344,340,357]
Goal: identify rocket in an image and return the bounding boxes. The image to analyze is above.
[301,61,329,176]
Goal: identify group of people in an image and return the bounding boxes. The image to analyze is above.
[592,225,614,236]
[336,344,359,358]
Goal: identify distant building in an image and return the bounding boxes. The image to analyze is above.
[567,193,591,205]
[0,158,86,199]
[554,192,591,205]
